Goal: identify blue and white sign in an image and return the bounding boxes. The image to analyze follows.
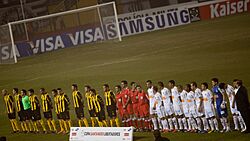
[69,127,133,141]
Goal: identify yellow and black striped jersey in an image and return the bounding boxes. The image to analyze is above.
[4,94,15,114]
[54,95,60,114]
[86,92,94,111]
[41,93,52,112]
[29,94,40,111]
[104,90,116,106]
[93,94,104,113]
[72,90,83,108]
[58,93,70,113]
[14,93,23,112]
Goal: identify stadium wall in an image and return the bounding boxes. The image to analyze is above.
[1,0,250,61]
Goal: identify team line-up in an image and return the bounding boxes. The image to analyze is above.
[2,78,247,134]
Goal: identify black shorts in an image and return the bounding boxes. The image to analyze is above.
[23,109,32,121]
[56,114,61,119]
[18,111,26,121]
[43,111,53,119]
[8,112,16,119]
[31,110,41,121]
[107,105,117,118]
[97,109,106,121]
[60,111,70,120]
[75,107,84,119]
[89,110,96,117]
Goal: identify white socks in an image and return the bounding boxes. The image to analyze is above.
[178,118,183,130]
[152,117,158,130]
[182,118,188,130]
[168,118,174,130]
[172,117,178,130]
[202,117,209,131]
[213,118,219,131]
[196,117,202,131]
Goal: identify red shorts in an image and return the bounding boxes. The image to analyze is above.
[123,104,133,116]
[139,104,149,118]
[118,106,125,118]
[132,103,139,116]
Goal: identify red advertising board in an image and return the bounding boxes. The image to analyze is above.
[199,0,250,20]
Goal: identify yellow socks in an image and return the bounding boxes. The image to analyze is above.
[13,119,20,131]
[47,120,52,131]
[115,117,120,127]
[51,120,57,132]
[39,120,47,132]
[59,120,64,132]
[102,120,108,127]
[20,122,25,132]
[83,118,89,127]
[91,117,95,127]
[110,119,114,127]
[63,121,68,132]
[68,120,72,129]
[78,120,82,127]
[10,120,16,132]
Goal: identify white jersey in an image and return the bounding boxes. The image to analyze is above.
[148,86,156,115]
[194,88,202,108]
[194,88,204,116]
[226,84,239,114]
[202,89,215,118]
[180,90,189,117]
[226,85,234,104]
[187,91,196,109]
[161,87,172,106]
[154,92,163,110]
[171,86,181,106]
[171,86,183,116]
[148,86,154,107]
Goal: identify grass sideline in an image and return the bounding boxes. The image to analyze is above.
[1,13,250,141]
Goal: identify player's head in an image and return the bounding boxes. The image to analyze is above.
[28,89,34,96]
[152,86,158,94]
[90,89,96,96]
[233,79,239,88]
[2,89,7,96]
[201,82,208,91]
[84,85,91,92]
[184,84,191,92]
[71,84,78,91]
[177,85,183,93]
[236,80,243,87]
[115,85,121,93]
[146,80,152,88]
[157,81,164,90]
[21,89,27,96]
[51,89,57,96]
[218,83,226,90]
[40,88,46,94]
[190,81,197,91]
[211,78,219,86]
[103,84,109,92]
[57,88,63,95]
[12,88,18,94]
[136,85,142,92]
[121,80,128,89]
[168,80,175,88]
[130,82,136,90]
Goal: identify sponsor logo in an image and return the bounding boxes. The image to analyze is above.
[188,7,200,22]
[124,133,129,136]
[71,132,77,136]
[210,0,249,18]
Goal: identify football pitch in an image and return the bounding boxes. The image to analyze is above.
[0,12,250,141]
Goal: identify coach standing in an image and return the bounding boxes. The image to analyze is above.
[233,80,250,133]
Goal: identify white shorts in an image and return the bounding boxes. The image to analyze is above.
[182,105,190,117]
[188,107,198,118]
[173,104,183,116]
[164,103,174,116]
[156,106,166,118]
[204,105,216,118]
[150,106,157,115]
[230,103,239,115]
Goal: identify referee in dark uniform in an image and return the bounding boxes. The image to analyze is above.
[71,84,89,127]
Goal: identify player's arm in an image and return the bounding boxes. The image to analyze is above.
[65,95,70,104]
[232,91,236,108]
[35,96,40,107]
[47,95,53,109]
[124,93,131,108]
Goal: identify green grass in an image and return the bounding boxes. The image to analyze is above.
[1,12,250,141]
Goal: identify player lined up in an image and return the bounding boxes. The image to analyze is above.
[2,78,247,134]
